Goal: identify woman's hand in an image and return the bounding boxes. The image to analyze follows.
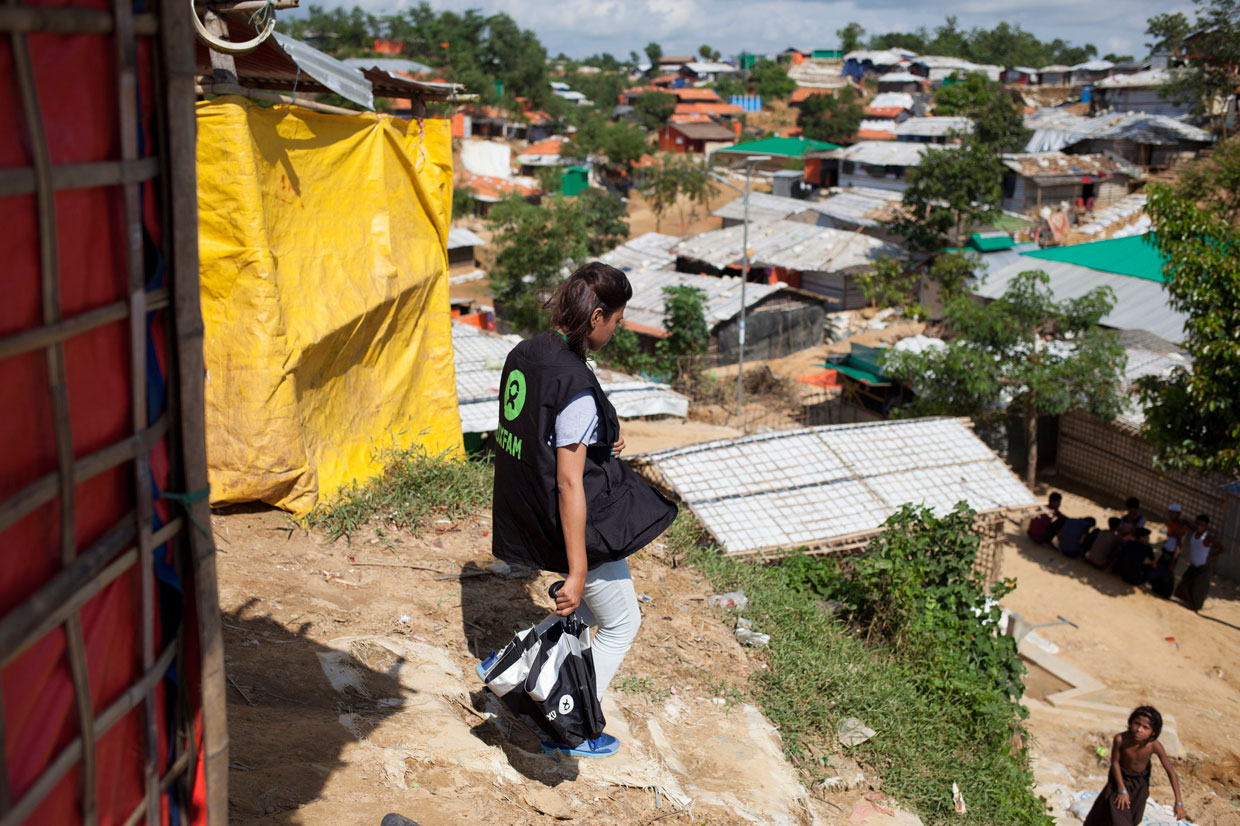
[1115,790,1130,810]
[611,434,626,457]
[555,574,585,616]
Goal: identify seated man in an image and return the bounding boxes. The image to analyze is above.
[1028,492,1065,545]
[1120,496,1146,531]
[1117,527,1155,586]
[1085,517,1125,570]
[1057,516,1096,558]
[1149,505,1190,598]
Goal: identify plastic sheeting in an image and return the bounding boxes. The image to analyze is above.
[197,98,462,515]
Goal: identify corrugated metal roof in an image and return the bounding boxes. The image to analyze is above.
[622,268,787,334]
[867,92,915,110]
[342,56,432,76]
[452,323,688,433]
[642,417,1036,554]
[814,186,903,227]
[675,219,902,272]
[975,253,1186,344]
[598,232,679,271]
[830,140,940,166]
[1117,347,1192,428]
[1096,68,1171,88]
[711,191,821,224]
[447,227,486,250]
[893,116,972,137]
[1001,151,1137,178]
[1022,109,1213,152]
[879,71,923,83]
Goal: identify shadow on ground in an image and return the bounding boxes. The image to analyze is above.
[459,561,581,786]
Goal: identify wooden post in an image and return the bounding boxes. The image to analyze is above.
[202,9,236,85]
[161,0,231,819]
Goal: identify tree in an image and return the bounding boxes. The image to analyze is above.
[869,28,929,53]
[883,271,1126,487]
[1157,1,1240,129]
[698,44,721,62]
[1103,53,1135,64]
[748,60,796,99]
[797,87,863,144]
[933,71,997,115]
[857,254,920,311]
[836,21,866,53]
[452,184,476,220]
[656,286,710,383]
[882,138,1003,252]
[639,155,717,233]
[632,90,676,131]
[563,113,650,180]
[933,73,1029,152]
[644,41,662,67]
[1136,139,1240,474]
[486,190,629,332]
[1145,11,1191,52]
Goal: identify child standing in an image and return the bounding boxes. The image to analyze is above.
[1084,706,1185,826]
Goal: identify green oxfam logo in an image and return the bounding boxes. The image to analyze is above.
[503,370,527,421]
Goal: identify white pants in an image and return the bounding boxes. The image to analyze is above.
[574,558,640,702]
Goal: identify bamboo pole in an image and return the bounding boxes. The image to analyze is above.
[160,0,230,817]
[196,81,365,115]
[0,643,177,826]
[9,22,99,824]
[0,287,170,361]
[112,0,163,817]
[0,5,157,34]
[0,156,159,198]
[0,416,169,535]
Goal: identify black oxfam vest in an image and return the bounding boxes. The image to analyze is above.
[491,332,677,573]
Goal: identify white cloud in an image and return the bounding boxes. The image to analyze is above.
[296,0,1198,62]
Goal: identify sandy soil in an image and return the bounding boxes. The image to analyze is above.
[215,505,915,826]
[1002,482,1240,825]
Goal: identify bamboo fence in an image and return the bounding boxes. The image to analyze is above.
[0,0,226,822]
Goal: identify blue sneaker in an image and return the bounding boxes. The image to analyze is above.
[476,650,498,682]
[540,733,621,759]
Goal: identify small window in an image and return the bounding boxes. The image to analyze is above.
[842,161,855,174]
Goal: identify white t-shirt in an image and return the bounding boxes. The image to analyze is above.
[550,390,600,448]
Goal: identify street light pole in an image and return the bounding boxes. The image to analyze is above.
[736,155,771,419]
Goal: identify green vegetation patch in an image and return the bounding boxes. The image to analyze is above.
[674,505,1051,826]
[305,445,493,541]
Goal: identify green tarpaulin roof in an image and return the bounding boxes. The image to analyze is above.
[970,232,1014,252]
[1020,234,1168,283]
[714,136,841,158]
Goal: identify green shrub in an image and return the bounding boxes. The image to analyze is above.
[681,506,1051,826]
[305,445,493,541]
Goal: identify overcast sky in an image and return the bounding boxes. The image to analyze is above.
[304,0,1198,62]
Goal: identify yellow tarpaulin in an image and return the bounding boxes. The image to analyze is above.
[197,97,462,516]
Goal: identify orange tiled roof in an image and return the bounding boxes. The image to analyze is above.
[669,112,714,123]
[523,137,565,156]
[673,87,722,102]
[674,101,746,117]
[652,74,678,86]
[789,87,831,104]
[863,106,906,118]
[856,128,895,140]
[456,170,540,201]
[524,109,554,125]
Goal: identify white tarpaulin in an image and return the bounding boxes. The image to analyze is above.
[642,417,1036,554]
[460,140,512,178]
[452,322,689,433]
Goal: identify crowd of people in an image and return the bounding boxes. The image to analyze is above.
[1028,493,1228,611]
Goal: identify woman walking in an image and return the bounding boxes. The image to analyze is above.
[488,262,677,758]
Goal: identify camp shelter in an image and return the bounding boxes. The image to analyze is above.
[636,417,1036,568]
[622,268,824,362]
[973,234,1185,344]
[712,136,840,169]
[1,0,225,822]
[197,99,462,517]
[598,232,681,271]
[452,322,689,442]
[676,219,903,310]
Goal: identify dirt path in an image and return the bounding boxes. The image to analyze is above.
[214,508,909,826]
[1000,485,1240,824]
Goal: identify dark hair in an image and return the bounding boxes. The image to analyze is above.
[1084,517,1096,528]
[547,262,632,360]
[1136,527,1151,539]
[1108,517,1121,530]
[1048,493,1062,505]
[1126,497,1140,509]
[1197,514,1210,525]
[1129,706,1162,740]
